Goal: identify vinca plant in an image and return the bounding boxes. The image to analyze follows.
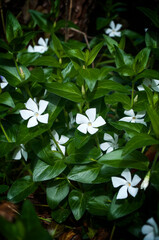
[0,4,159,240]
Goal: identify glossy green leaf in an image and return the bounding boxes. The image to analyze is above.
[146,106,159,139]
[134,69,159,82]
[31,56,60,67]
[29,9,52,32]
[6,11,23,43]
[114,46,134,68]
[110,121,144,135]
[87,195,111,216]
[46,180,70,209]
[99,149,149,170]
[0,92,15,108]
[133,48,151,74]
[103,34,118,54]
[79,68,100,92]
[69,190,87,220]
[7,176,38,203]
[51,33,64,58]
[67,49,85,61]
[67,164,101,183]
[33,159,66,182]
[87,42,103,66]
[51,206,71,223]
[108,192,145,220]
[122,134,159,156]
[45,82,83,102]
[104,92,131,108]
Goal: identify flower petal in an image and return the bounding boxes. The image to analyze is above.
[109,32,116,37]
[110,21,115,29]
[38,100,49,114]
[34,45,46,53]
[121,168,131,182]
[28,45,34,52]
[37,113,49,124]
[131,174,141,186]
[77,123,88,134]
[52,130,59,141]
[86,108,96,122]
[20,110,34,120]
[87,126,98,135]
[107,146,113,153]
[141,224,154,235]
[103,133,113,142]
[114,31,121,37]
[25,98,38,112]
[111,177,127,188]
[105,28,112,34]
[1,82,8,89]
[92,116,106,127]
[76,113,89,124]
[137,84,145,91]
[59,135,69,144]
[27,116,38,128]
[136,111,146,119]
[115,23,122,31]
[119,116,133,122]
[116,185,128,199]
[135,118,147,126]
[100,142,110,151]
[13,148,21,160]
[147,217,159,235]
[124,109,135,117]
[21,149,28,161]
[59,144,66,155]
[128,186,138,197]
[38,37,47,47]
[51,144,56,151]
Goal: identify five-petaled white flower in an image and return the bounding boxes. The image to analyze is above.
[76,108,106,135]
[50,130,69,155]
[20,98,49,128]
[137,79,159,92]
[141,217,159,240]
[13,144,28,161]
[100,133,118,153]
[0,76,8,89]
[28,37,49,53]
[111,168,141,199]
[119,109,147,126]
[105,21,122,37]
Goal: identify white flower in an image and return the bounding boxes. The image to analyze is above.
[0,76,8,89]
[100,133,118,153]
[50,130,69,155]
[20,98,49,128]
[137,79,159,92]
[105,21,122,37]
[28,37,49,53]
[111,168,141,199]
[119,109,147,126]
[140,171,150,190]
[76,108,106,135]
[13,144,28,161]
[141,217,159,240]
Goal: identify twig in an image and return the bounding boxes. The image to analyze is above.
[69,27,90,50]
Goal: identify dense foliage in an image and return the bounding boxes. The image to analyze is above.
[0,1,159,239]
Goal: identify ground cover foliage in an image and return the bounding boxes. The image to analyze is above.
[0,0,159,239]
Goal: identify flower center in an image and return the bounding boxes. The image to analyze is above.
[34,112,39,117]
[88,122,92,126]
[132,116,136,120]
[128,182,131,187]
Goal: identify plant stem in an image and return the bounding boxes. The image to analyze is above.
[13,56,23,80]
[131,82,135,108]
[109,224,116,240]
[0,121,11,142]
[141,126,151,154]
[39,217,52,223]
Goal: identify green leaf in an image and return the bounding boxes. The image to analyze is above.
[67,164,101,183]
[31,56,60,67]
[96,17,109,30]
[104,92,131,108]
[0,92,15,108]
[109,192,145,220]
[110,121,144,135]
[46,180,70,209]
[45,82,83,102]
[87,42,104,66]
[123,134,159,156]
[6,11,23,43]
[21,200,52,240]
[67,49,85,61]
[133,48,151,74]
[33,159,66,182]
[69,190,87,220]
[79,68,100,91]
[51,206,71,223]
[0,142,16,158]
[0,185,9,194]
[87,195,111,216]
[114,46,134,68]
[98,149,149,170]
[145,31,158,48]
[7,176,37,203]
[134,69,159,82]
[29,9,52,32]
[51,33,64,58]
[103,34,118,54]
[146,106,159,139]
[0,39,10,51]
